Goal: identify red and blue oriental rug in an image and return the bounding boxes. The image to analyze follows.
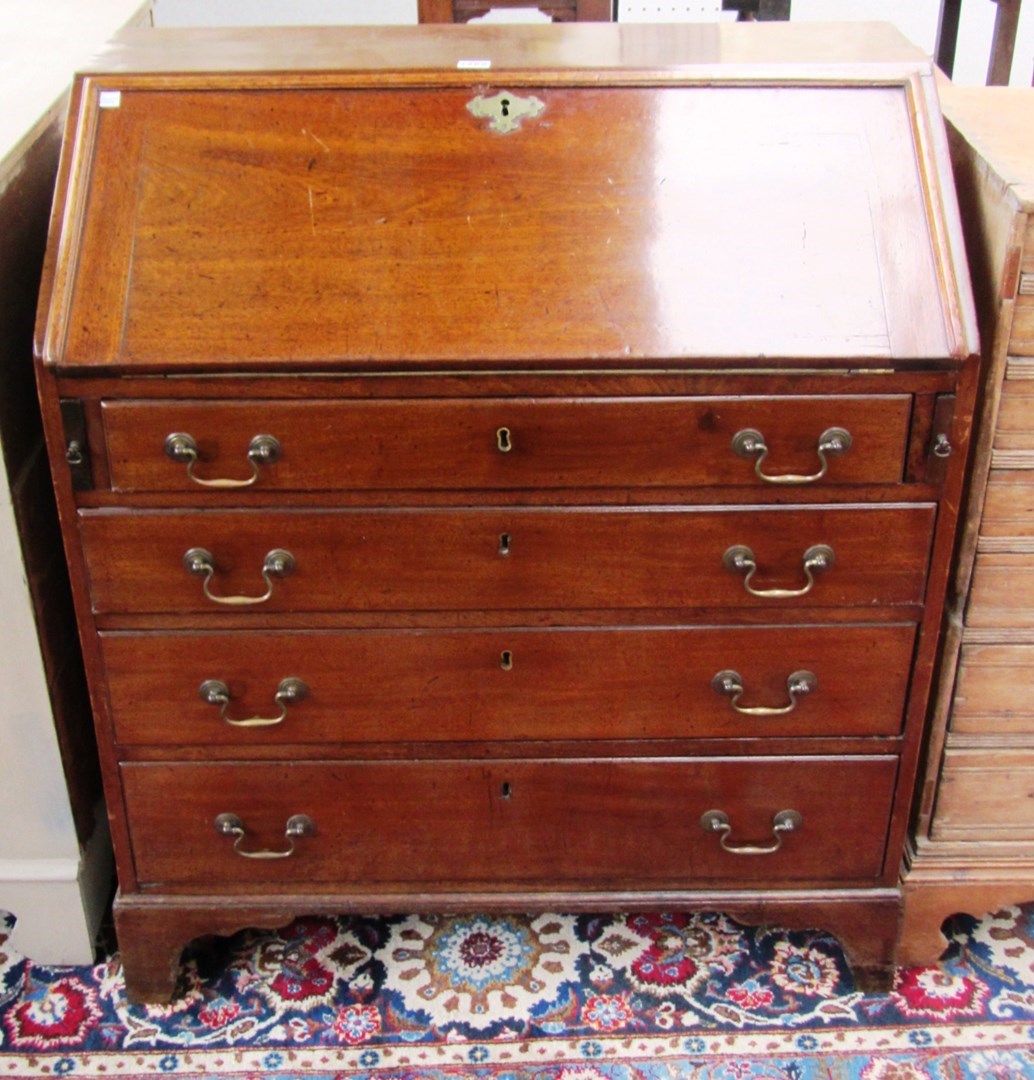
[1,906,1032,1078]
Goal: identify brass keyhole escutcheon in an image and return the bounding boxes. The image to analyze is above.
[500,650,514,671]
[467,91,546,135]
[498,532,512,556]
[496,427,513,453]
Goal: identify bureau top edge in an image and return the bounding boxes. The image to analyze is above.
[77,22,931,81]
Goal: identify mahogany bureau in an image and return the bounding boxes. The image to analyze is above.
[900,86,1034,965]
[34,22,979,1002]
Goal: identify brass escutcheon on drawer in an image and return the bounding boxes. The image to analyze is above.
[700,809,802,855]
[213,812,315,860]
[165,431,281,488]
[199,677,308,727]
[723,544,835,599]
[732,427,851,484]
[183,547,295,606]
[711,669,817,716]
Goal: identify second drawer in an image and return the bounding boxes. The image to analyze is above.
[79,505,936,616]
[101,623,918,745]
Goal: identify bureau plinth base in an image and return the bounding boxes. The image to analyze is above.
[113,889,901,1004]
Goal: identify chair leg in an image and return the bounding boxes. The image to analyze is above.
[935,0,963,77]
[757,0,790,19]
[576,0,613,19]
[987,0,1021,85]
[417,0,614,21]
[417,0,455,23]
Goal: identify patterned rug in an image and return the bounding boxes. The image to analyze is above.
[1,906,1032,1078]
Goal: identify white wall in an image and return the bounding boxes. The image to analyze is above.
[0,0,145,964]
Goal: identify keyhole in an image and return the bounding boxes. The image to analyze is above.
[501,782,512,799]
[500,98,510,117]
[496,426,512,453]
[500,650,513,671]
[498,532,511,557]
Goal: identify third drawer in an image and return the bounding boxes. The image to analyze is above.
[101,623,918,745]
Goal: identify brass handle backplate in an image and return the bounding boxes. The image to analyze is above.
[183,547,295,606]
[213,812,314,859]
[732,427,851,485]
[700,809,802,855]
[723,543,834,599]
[711,669,817,716]
[200,677,308,727]
[165,432,281,488]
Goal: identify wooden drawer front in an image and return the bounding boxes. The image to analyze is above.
[1012,297,1034,356]
[931,749,1034,839]
[122,756,897,887]
[101,397,911,493]
[79,505,935,616]
[968,555,1034,627]
[978,472,1034,534]
[102,623,917,746]
[970,476,1034,628]
[951,644,1034,736]
[992,383,1034,461]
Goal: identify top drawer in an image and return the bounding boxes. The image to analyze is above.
[100,396,911,494]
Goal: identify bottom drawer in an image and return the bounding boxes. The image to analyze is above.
[122,756,897,888]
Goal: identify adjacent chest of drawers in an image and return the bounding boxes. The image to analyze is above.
[901,86,1034,965]
[34,23,979,1001]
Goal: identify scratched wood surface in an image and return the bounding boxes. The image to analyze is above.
[47,81,952,369]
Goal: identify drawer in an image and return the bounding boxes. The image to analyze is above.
[79,505,935,616]
[930,749,1034,839]
[101,623,917,745]
[977,472,1034,534]
[967,554,1034,627]
[992,382,1034,458]
[1011,297,1034,356]
[100,397,911,494]
[121,756,898,887]
[951,644,1034,736]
